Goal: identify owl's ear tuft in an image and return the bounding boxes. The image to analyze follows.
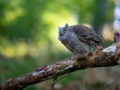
[65,23,68,28]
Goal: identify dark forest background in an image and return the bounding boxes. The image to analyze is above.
[0,0,120,90]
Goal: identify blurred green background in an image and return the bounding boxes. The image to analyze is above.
[0,0,120,90]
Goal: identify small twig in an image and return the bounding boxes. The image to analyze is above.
[51,73,71,90]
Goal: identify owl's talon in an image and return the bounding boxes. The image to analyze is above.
[77,54,87,60]
[87,51,93,56]
[94,46,103,54]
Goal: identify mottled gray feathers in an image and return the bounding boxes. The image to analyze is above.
[73,25,103,46]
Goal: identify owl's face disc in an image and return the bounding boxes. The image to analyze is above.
[59,27,67,36]
[58,24,69,40]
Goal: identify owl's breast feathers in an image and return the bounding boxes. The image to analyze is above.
[61,35,91,54]
[73,25,103,46]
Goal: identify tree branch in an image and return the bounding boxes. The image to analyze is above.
[1,32,120,90]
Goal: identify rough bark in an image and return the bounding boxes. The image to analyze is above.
[0,32,120,90]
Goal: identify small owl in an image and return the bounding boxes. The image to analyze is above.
[58,23,103,54]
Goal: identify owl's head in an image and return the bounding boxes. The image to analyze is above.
[58,23,70,40]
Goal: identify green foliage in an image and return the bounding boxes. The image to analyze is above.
[0,58,37,90]
[0,0,114,42]
[0,58,37,81]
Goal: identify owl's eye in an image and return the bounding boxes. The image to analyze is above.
[63,29,66,32]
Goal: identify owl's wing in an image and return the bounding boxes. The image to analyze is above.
[73,25,103,46]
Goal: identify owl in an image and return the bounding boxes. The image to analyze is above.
[58,23,103,54]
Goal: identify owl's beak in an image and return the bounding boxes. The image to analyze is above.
[59,30,63,36]
[59,33,63,36]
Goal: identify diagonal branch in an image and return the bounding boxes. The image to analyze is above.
[1,31,120,90]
